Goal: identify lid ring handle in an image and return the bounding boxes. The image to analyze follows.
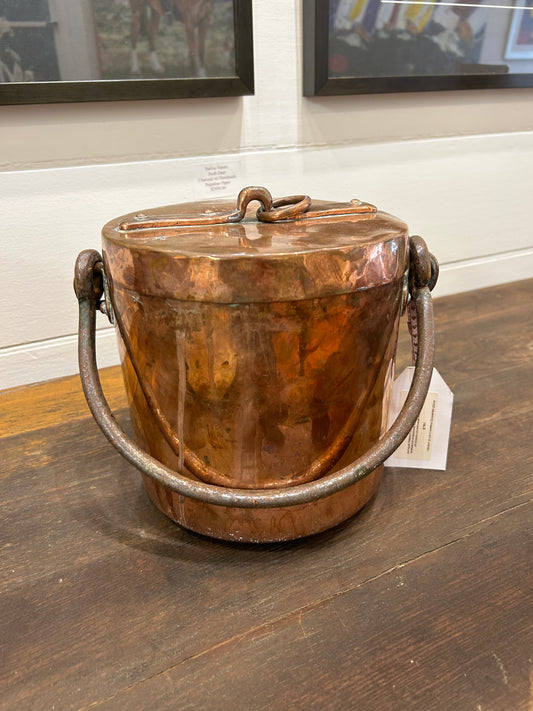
[235,186,312,223]
[118,186,374,233]
[256,195,312,223]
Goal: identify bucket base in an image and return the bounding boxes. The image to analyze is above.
[142,467,383,543]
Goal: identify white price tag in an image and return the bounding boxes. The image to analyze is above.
[385,367,453,470]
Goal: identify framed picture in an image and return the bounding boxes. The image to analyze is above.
[303,0,533,95]
[0,0,253,105]
[506,0,533,58]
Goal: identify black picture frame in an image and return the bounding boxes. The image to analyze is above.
[0,0,253,105]
[303,0,533,96]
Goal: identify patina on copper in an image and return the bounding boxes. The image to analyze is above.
[75,187,437,543]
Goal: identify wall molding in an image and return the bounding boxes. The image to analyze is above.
[0,329,118,392]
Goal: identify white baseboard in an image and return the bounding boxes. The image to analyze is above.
[433,247,533,298]
[0,328,119,391]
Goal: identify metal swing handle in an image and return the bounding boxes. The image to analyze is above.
[74,237,436,510]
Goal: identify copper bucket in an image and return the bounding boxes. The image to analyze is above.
[75,186,437,542]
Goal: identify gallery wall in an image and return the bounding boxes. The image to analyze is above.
[1,0,533,389]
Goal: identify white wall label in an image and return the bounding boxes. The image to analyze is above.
[196,162,240,197]
[385,367,454,470]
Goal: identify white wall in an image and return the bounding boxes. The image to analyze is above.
[1,1,533,390]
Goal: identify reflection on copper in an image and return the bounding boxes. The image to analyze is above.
[102,188,410,541]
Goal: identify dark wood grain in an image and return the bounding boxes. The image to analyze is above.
[93,502,533,711]
[1,279,532,711]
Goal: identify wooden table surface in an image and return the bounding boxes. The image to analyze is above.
[1,279,532,711]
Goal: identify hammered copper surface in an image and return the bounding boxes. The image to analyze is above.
[100,192,409,541]
[102,199,408,303]
[141,469,383,543]
[115,283,401,489]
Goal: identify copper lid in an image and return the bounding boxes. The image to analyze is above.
[102,186,409,303]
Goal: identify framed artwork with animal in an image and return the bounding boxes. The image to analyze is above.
[303,0,533,95]
[0,0,253,104]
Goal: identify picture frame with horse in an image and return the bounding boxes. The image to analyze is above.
[0,0,253,105]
